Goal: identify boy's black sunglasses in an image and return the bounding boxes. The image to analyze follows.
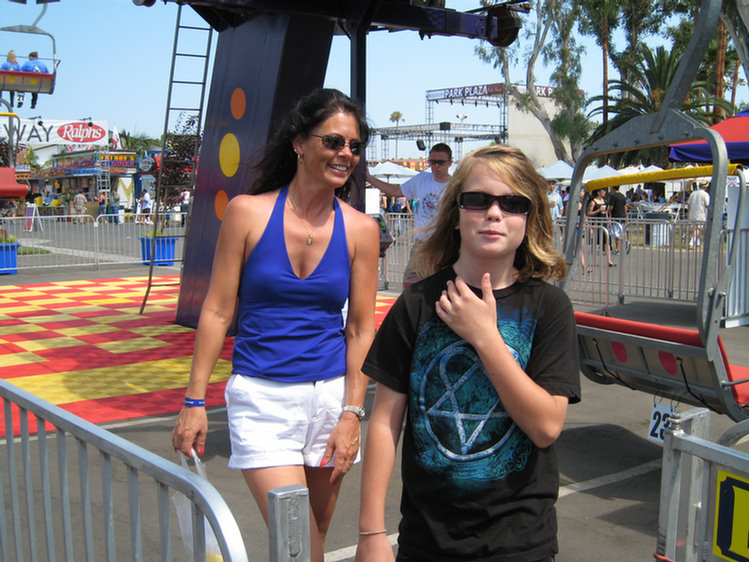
[458,192,532,215]
[310,134,364,156]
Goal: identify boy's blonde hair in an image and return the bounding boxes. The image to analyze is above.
[414,144,567,282]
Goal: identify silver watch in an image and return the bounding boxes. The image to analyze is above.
[342,405,365,419]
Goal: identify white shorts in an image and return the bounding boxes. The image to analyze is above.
[225,374,358,470]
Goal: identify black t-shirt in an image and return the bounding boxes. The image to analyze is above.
[363,267,580,562]
[607,190,627,219]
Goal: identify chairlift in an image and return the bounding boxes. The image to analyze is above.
[0,4,59,101]
[560,0,749,431]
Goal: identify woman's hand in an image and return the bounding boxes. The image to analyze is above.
[321,413,361,486]
[172,406,208,457]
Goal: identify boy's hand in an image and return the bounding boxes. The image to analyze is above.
[435,273,498,346]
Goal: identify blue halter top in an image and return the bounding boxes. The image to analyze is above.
[231,185,350,382]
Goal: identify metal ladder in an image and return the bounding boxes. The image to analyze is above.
[140,4,213,313]
[96,151,110,196]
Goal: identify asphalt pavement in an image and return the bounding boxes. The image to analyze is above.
[2,264,747,562]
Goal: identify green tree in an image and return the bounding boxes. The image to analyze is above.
[389,111,403,158]
[667,2,742,117]
[476,0,590,162]
[610,0,667,85]
[576,0,621,124]
[588,45,730,166]
[119,130,159,158]
[0,138,10,167]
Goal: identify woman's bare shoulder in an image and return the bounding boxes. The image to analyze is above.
[225,190,279,218]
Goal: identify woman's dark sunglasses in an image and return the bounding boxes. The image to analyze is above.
[310,134,363,155]
[458,192,532,215]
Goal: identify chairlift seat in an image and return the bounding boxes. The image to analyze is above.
[575,311,749,422]
[0,69,55,94]
[0,167,29,199]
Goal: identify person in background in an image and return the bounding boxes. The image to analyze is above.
[171,88,379,562]
[606,184,627,254]
[366,143,453,287]
[140,189,152,224]
[546,179,563,222]
[356,144,580,562]
[109,189,120,224]
[0,50,20,107]
[587,187,615,267]
[687,181,710,248]
[20,51,49,109]
[97,191,107,218]
[180,187,191,226]
[73,190,87,224]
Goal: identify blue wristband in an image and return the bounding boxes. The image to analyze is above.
[184,397,205,407]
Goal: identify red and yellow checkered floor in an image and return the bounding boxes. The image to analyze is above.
[0,275,396,426]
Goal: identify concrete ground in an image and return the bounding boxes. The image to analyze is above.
[2,264,748,561]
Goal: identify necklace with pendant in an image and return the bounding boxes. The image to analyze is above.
[288,190,316,245]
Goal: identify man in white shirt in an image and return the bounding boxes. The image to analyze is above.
[687,182,710,247]
[366,143,452,287]
[547,180,563,221]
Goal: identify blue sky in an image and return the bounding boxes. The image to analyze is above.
[2,0,746,159]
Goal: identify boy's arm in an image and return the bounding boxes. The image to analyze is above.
[355,383,406,562]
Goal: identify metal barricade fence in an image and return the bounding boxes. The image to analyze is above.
[0,213,186,272]
[0,378,249,562]
[656,408,749,562]
[382,213,414,291]
[551,217,720,307]
[380,214,720,308]
[725,225,749,327]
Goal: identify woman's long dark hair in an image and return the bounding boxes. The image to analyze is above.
[248,88,370,201]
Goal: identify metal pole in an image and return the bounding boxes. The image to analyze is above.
[0,100,16,166]
[268,485,310,562]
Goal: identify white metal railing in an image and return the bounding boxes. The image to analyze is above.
[0,378,249,562]
[0,213,186,271]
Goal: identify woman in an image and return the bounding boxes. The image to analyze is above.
[586,187,614,267]
[1,51,20,107]
[172,88,380,562]
[356,145,580,562]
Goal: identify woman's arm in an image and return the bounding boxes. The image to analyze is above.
[355,384,407,562]
[171,196,254,456]
[436,275,569,448]
[323,209,380,485]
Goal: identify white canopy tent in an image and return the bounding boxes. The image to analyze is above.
[369,161,419,183]
[539,160,574,180]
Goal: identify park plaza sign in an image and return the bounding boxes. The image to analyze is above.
[426,82,557,102]
[1,119,109,146]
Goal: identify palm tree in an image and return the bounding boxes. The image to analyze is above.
[389,111,403,158]
[119,130,159,158]
[577,0,621,125]
[587,45,730,167]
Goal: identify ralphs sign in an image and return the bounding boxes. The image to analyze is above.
[57,122,107,144]
[0,119,109,146]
